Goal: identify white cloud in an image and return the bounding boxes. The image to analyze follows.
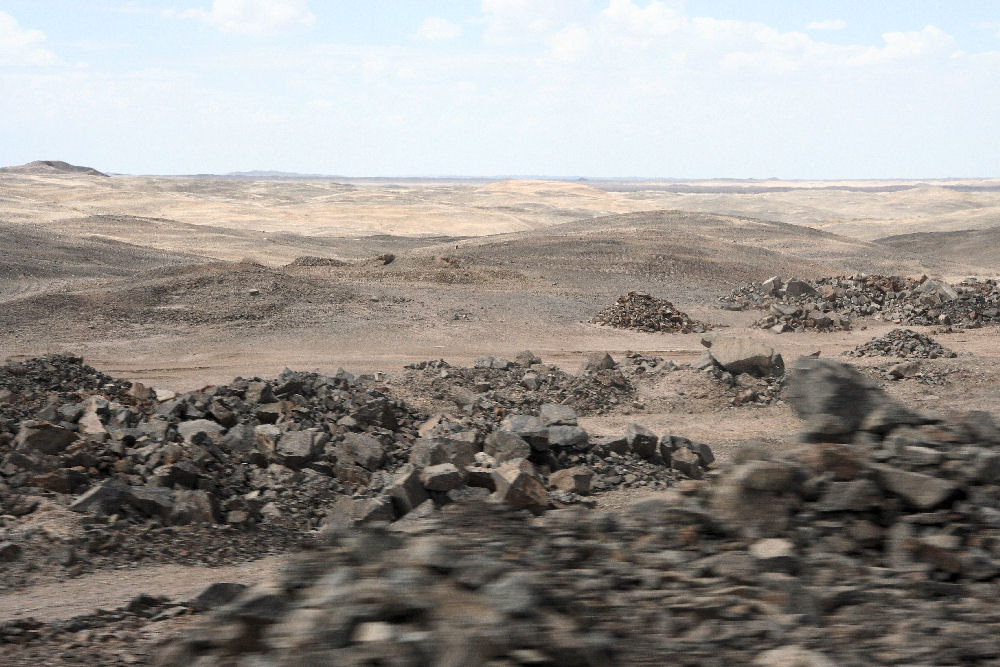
[0,11,58,65]
[971,20,1000,38]
[547,24,589,62]
[806,19,847,31]
[182,0,315,35]
[481,0,589,42]
[602,0,684,37]
[417,17,462,41]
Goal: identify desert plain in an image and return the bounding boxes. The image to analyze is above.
[2,161,1000,664]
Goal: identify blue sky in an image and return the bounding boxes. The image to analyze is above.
[2,1,999,177]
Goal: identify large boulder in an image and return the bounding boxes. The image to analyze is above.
[702,337,784,377]
[785,358,924,442]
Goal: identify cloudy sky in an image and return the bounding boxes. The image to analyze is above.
[2,0,1000,178]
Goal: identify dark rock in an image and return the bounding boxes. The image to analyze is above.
[483,431,532,463]
[625,423,658,459]
[500,415,549,451]
[388,466,430,516]
[786,358,917,442]
[0,541,22,562]
[334,433,385,471]
[420,463,465,492]
[547,425,589,450]
[69,479,130,516]
[14,422,77,454]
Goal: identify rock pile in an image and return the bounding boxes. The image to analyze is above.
[754,304,851,334]
[0,356,427,535]
[845,328,957,359]
[284,256,347,267]
[0,355,714,579]
[593,291,710,333]
[160,357,1000,666]
[721,276,850,333]
[397,351,637,419]
[722,274,1000,330]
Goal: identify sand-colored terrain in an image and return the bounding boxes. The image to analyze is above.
[2,166,1000,662]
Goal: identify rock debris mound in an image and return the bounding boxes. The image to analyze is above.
[160,358,1000,666]
[721,274,1000,330]
[0,353,712,587]
[593,291,710,333]
[399,351,640,418]
[284,255,348,268]
[845,328,957,359]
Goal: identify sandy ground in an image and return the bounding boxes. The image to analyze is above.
[2,170,1000,627]
[0,556,284,623]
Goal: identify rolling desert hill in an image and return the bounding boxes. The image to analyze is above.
[877,224,1000,269]
[0,170,997,388]
[416,209,971,296]
[0,220,202,304]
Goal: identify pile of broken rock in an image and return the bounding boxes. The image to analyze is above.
[721,276,850,334]
[845,328,957,359]
[722,274,1000,330]
[593,291,710,333]
[398,350,637,419]
[0,354,713,566]
[159,358,1000,665]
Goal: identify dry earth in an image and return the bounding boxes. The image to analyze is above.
[2,165,1000,663]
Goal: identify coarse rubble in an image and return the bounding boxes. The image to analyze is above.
[159,357,1000,666]
[721,274,1000,331]
[398,351,640,419]
[845,328,957,359]
[593,291,710,333]
[0,354,714,589]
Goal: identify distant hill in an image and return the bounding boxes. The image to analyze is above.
[0,160,108,177]
[877,225,1000,268]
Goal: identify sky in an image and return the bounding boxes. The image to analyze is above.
[2,1,1000,178]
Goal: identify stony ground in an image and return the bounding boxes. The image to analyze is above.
[3,175,1000,663]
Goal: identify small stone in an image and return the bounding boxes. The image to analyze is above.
[548,466,593,495]
[0,541,22,562]
[420,463,465,492]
